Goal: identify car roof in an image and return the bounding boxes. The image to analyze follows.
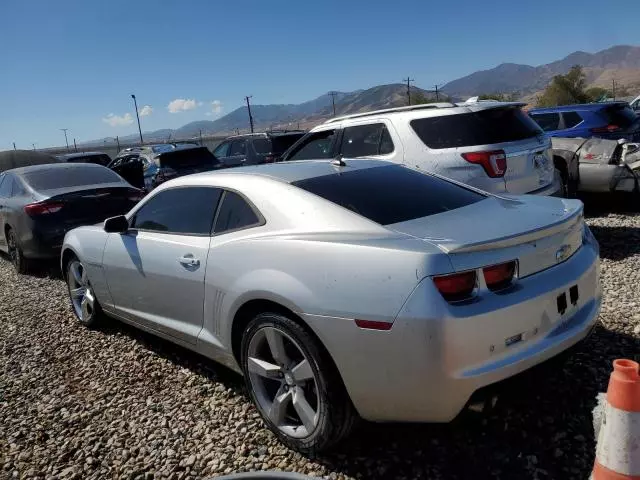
[9,162,107,175]
[56,151,108,159]
[529,102,628,114]
[192,158,390,184]
[224,131,306,140]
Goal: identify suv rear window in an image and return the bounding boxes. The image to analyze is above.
[411,107,543,149]
[600,104,637,128]
[157,147,220,170]
[23,166,123,191]
[292,165,484,225]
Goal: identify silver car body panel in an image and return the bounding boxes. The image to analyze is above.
[62,159,600,422]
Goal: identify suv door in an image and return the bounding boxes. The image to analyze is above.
[102,186,222,343]
[224,139,248,167]
[213,141,232,167]
[281,129,339,161]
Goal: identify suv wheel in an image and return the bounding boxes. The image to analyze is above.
[240,312,356,453]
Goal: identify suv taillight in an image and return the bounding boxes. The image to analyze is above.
[591,124,621,134]
[24,201,65,216]
[462,150,507,178]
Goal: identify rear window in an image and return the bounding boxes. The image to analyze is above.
[22,166,123,191]
[411,107,543,149]
[600,105,637,128]
[152,145,175,153]
[157,147,220,169]
[67,154,111,166]
[292,165,484,225]
[529,112,561,132]
[252,138,273,154]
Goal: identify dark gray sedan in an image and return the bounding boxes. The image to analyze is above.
[0,163,143,273]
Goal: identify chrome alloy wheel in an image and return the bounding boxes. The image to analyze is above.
[67,260,95,323]
[246,326,320,438]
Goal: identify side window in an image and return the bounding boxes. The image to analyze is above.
[286,130,336,161]
[213,142,230,157]
[530,113,560,132]
[562,111,583,129]
[228,140,247,156]
[11,179,25,197]
[214,191,261,234]
[340,123,395,157]
[131,187,222,234]
[0,175,13,198]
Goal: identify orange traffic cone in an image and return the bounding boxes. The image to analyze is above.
[592,359,640,480]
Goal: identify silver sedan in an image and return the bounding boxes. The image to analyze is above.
[61,159,601,453]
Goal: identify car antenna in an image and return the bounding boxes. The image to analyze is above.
[331,154,346,167]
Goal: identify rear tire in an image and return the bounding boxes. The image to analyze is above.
[6,227,29,274]
[65,255,105,328]
[240,312,356,454]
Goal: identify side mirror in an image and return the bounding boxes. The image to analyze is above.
[104,215,129,233]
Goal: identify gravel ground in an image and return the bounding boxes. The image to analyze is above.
[1,197,640,480]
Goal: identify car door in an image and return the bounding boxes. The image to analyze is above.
[101,186,222,344]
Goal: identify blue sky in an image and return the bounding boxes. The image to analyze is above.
[1,0,639,149]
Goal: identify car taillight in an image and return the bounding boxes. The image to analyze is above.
[24,201,65,216]
[461,150,507,178]
[591,124,621,134]
[483,261,516,291]
[433,270,477,302]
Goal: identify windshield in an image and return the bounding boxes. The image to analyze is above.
[22,166,123,191]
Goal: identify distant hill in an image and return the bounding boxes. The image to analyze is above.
[442,45,640,97]
[80,45,640,147]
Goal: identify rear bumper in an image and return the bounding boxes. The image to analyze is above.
[18,225,66,260]
[304,238,600,423]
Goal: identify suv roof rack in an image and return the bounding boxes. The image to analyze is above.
[323,103,457,124]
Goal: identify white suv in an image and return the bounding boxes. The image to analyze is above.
[281,101,564,196]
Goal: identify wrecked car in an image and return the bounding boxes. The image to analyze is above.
[552,137,640,195]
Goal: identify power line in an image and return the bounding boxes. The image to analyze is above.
[328,91,338,116]
[245,95,254,133]
[403,77,414,105]
[60,128,69,151]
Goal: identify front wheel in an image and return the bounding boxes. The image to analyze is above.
[240,313,356,453]
[66,257,105,328]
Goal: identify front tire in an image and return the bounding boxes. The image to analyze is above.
[66,256,105,328]
[6,227,29,274]
[240,312,355,454]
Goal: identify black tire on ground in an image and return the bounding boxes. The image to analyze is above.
[240,312,356,454]
[65,254,106,328]
[6,227,30,274]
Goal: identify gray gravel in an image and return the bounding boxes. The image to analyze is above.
[1,198,640,480]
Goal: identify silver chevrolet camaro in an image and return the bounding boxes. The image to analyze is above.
[61,159,601,453]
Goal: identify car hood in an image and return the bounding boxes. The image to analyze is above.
[387,195,583,253]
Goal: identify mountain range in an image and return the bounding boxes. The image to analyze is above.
[88,45,640,145]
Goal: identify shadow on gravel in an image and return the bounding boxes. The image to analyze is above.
[580,192,640,218]
[589,224,640,260]
[312,326,640,479]
[0,253,62,279]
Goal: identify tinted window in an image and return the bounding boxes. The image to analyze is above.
[11,179,25,196]
[152,145,175,154]
[270,134,305,154]
[0,175,11,198]
[292,165,484,225]
[132,187,222,234]
[286,130,336,160]
[157,148,219,170]
[601,105,637,128]
[213,142,230,157]
[252,138,272,154]
[340,123,395,157]
[530,112,561,131]
[562,111,583,129]
[22,166,123,191]
[411,107,543,149]
[214,191,261,234]
[229,140,247,156]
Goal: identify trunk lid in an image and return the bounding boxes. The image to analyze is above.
[501,136,555,194]
[387,195,584,277]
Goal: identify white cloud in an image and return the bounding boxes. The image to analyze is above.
[102,113,134,127]
[167,98,198,113]
[211,100,223,114]
[139,105,153,117]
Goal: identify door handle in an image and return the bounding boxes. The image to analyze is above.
[178,255,200,267]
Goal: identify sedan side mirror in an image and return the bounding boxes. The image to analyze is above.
[104,215,129,233]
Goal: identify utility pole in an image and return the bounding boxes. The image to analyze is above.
[131,94,144,144]
[73,138,78,152]
[403,77,414,106]
[12,142,16,150]
[245,95,254,133]
[116,135,120,152]
[32,143,36,151]
[199,129,203,146]
[60,128,70,151]
[434,84,445,101]
[328,91,338,116]
[612,79,616,100]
